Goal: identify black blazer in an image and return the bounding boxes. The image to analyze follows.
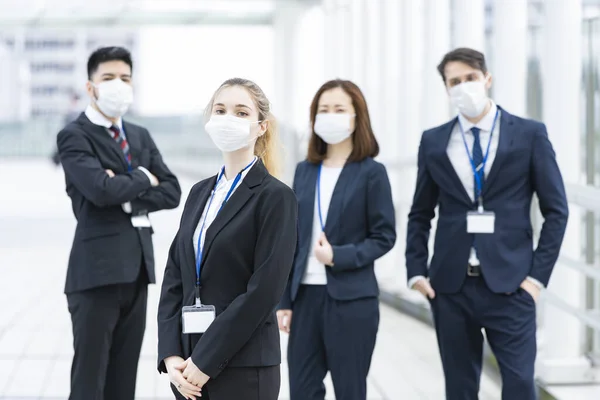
[157,160,298,379]
[57,113,181,294]
[279,157,396,310]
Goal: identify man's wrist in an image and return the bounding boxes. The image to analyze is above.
[408,275,427,289]
[138,166,158,187]
[525,276,544,290]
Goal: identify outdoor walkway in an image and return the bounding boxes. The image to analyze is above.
[0,160,501,399]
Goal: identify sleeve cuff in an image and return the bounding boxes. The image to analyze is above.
[408,275,427,289]
[138,166,158,187]
[122,202,132,214]
[526,276,545,289]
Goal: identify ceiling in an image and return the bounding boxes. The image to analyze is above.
[0,0,279,27]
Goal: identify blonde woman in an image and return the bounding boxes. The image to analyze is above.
[157,78,298,400]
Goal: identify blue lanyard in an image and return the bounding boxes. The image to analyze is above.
[195,158,256,289]
[457,109,499,208]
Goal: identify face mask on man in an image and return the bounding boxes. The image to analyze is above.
[205,114,262,153]
[313,113,355,144]
[448,78,489,118]
[93,79,133,118]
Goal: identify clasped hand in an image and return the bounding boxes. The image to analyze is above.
[314,232,334,266]
[165,356,209,400]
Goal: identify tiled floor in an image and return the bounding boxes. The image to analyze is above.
[0,160,502,399]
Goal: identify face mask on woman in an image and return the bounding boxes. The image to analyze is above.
[205,114,261,152]
[313,113,355,144]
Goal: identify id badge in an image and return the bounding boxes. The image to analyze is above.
[466,211,495,234]
[182,305,216,334]
[131,215,152,228]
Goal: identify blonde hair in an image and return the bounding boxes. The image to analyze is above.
[205,78,282,178]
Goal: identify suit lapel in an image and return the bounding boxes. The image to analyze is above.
[437,119,473,206]
[199,161,267,271]
[122,121,141,167]
[301,163,319,233]
[483,107,514,195]
[323,162,355,237]
[183,178,215,276]
[79,114,129,170]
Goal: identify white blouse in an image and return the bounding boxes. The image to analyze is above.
[302,165,343,285]
[193,157,258,258]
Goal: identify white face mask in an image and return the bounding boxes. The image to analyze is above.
[205,114,261,153]
[93,79,133,118]
[448,79,489,118]
[313,113,355,144]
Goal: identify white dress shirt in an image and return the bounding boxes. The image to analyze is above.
[409,101,543,289]
[302,165,343,285]
[193,157,258,258]
[85,105,156,225]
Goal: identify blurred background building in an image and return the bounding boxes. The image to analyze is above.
[0,0,599,399]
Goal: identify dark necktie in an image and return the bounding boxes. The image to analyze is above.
[109,125,132,166]
[471,127,484,204]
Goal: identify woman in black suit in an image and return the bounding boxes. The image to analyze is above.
[277,79,396,400]
[157,78,298,400]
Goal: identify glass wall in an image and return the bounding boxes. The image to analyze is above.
[581,15,600,360]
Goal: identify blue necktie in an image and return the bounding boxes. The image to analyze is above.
[471,127,484,204]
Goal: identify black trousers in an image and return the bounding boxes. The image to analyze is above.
[287,285,379,400]
[430,276,537,400]
[171,365,280,400]
[67,270,148,400]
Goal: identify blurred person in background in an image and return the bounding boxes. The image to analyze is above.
[277,79,396,400]
[157,78,297,400]
[51,91,81,166]
[405,47,568,400]
[57,46,182,400]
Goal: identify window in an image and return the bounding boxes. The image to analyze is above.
[30,62,75,73]
[30,86,72,96]
[25,38,75,51]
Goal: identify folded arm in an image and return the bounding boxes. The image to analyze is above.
[57,129,151,207]
[130,130,182,215]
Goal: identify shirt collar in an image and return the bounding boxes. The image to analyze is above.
[216,157,258,188]
[85,105,123,133]
[457,100,498,133]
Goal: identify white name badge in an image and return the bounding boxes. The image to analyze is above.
[182,305,216,334]
[466,211,495,234]
[131,214,152,228]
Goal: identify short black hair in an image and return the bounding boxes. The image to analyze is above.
[87,46,133,80]
[437,47,487,83]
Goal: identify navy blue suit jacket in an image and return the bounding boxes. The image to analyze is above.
[279,157,397,309]
[406,107,568,294]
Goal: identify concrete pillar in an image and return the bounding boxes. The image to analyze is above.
[537,0,592,384]
[273,0,307,183]
[364,0,382,136]
[323,0,352,79]
[452,0,485,51]
[492,0,527,115]
[423,0,451,129]
[349,0,366,87]
[402,0,424,154]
